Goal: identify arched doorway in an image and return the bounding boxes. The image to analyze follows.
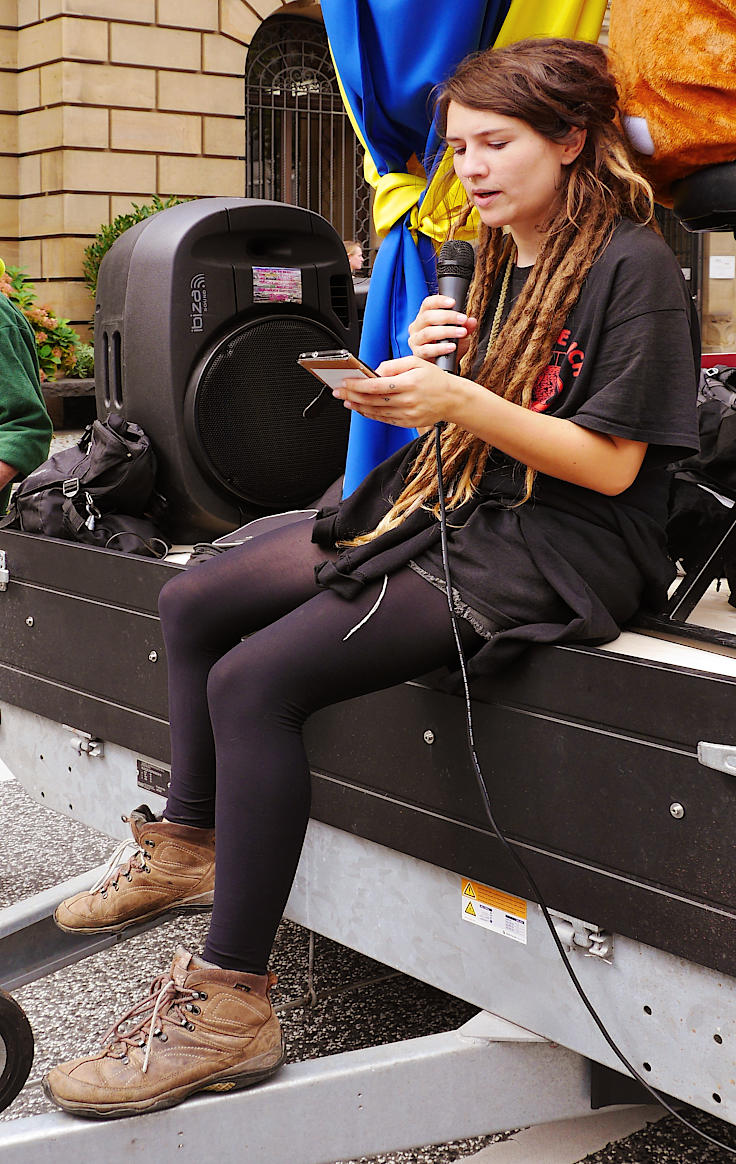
[244,11,373,266]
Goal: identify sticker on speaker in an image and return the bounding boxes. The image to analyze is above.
[253,266,302,303]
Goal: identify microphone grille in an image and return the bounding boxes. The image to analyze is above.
[437,239,475,282]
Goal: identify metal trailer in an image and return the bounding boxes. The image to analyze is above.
[0,521,735,1162]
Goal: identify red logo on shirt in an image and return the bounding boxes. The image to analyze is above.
[531,329,585,411]
[533,363,563,410]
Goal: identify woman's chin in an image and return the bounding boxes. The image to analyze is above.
[472,199,510,230]
[477,209,509,230]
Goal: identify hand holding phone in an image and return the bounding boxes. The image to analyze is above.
[299,347,434,430]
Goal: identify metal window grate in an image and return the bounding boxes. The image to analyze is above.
[655,205,705,319]
[244,15,373,267]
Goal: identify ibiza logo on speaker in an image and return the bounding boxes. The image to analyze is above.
[189,273,208,332]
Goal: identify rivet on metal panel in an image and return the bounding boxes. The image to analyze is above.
[669,802,685,820]
[423,730,435,745]
[25,616,34,627]
[148,650,158,663]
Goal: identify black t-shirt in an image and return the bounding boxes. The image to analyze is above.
[472,219,699,508]
[313,218,700,678]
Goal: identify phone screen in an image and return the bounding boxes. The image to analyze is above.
[298,352,377,390]
[304,366,373,389]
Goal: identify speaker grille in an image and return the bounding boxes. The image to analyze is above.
[189,315,351,510]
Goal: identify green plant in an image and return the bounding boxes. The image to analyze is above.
[83,194,191,298]
[71,342,94,379]
[0,267,85,382]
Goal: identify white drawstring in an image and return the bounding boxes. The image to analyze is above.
[302,385,326,417]
[342,574,389,641]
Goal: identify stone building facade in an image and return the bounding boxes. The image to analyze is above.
[0,0,299,338]
[0,1,732,351]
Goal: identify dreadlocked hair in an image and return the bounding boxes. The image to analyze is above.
[345,38,655,546]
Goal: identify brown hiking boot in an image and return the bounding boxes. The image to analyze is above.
[43,947,285,1118]
[54,805,215,934]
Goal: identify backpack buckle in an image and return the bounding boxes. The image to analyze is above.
[62,478,80,498]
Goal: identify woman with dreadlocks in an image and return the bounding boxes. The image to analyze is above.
[46,38,698,1119]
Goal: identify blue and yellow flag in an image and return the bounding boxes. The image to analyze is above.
[322,0,607,495]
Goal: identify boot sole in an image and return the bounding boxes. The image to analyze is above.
[53,894,215,935]
[42,1044,286,1120]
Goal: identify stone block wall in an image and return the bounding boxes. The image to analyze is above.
[0,0,290,337]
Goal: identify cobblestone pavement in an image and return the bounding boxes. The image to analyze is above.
[0,773,510,1161]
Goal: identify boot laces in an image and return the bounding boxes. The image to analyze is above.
[88,835,150,894]
[101,971,202,1074]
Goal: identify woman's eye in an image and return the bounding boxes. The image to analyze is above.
[488,141,507,150]
[452,147,466,157]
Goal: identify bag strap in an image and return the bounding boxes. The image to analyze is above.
[61,496,94,540]
[78,422,95,453]
[0,490,23,529]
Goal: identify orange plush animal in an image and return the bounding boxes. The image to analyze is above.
[609,0,736,205]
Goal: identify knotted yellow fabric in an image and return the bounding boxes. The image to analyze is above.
[330,48,464,241]
[331,0,607,245]
[363,149,480,242]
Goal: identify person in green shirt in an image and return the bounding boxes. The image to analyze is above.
[0,259,52,514]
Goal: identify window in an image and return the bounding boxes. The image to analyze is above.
[655,205,704,317]
[244,14,373,267]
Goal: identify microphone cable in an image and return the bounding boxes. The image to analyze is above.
[432,421,736,1157]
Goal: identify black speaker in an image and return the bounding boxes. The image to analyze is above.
[94,198,359,541]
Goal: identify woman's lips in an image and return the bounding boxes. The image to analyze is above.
[472,190,500,206]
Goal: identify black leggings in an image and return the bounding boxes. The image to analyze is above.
[158,518,480,974]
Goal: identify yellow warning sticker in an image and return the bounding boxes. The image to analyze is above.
[461,878,527,944]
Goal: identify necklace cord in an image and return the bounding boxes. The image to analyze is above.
[487,252,514,353]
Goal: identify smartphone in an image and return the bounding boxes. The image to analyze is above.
[297,348,378,389]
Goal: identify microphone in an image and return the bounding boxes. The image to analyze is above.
[435,239,475,372]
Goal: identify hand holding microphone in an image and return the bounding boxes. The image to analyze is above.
[408,240,477,371]
[337,241,477,429]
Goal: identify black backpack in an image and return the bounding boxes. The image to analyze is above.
[667,366,736,607]
[0,414,169,557]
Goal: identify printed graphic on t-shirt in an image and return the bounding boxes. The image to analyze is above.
[532,327,586,411]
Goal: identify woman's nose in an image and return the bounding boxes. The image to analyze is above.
[455,148,487,179]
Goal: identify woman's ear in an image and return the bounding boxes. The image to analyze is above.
[561,126,587,165]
